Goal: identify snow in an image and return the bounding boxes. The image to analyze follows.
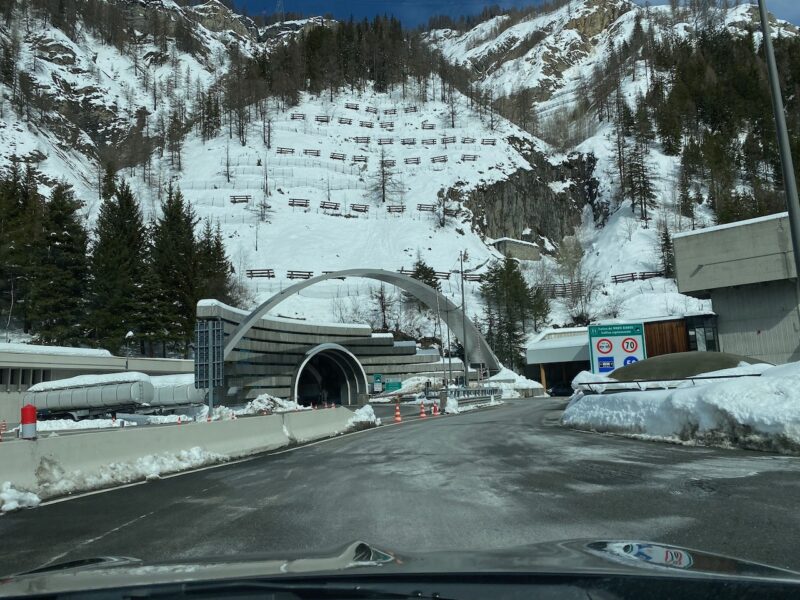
[0,482,41,513]
[347,405,381,428]
[28,372,149,393]
[562,361,800,454]
[238,394,310,414]
[150,374,195,388]
[36,447,226,498]
[0,343,112,357]
[36,418,137,432]
[127,80,534,327]
[487,367,544,398]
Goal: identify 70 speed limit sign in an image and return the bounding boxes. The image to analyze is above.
[588,323,646,374]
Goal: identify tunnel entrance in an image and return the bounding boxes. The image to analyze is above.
[292,344,368,407]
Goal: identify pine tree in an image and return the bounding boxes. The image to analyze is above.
[480,258,543,369]
[27,182,88,344]
[196,218,238,304]
[658,221,675,278]
[88,179,149,353]
[149,185,198,356]
[402,253,439,310]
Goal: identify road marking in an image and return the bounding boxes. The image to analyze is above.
[36,405,501,506]
[39,510,155,567]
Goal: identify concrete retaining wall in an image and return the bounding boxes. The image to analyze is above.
[0,407,359,497]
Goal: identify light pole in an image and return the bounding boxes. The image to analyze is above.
[758,0,800,281]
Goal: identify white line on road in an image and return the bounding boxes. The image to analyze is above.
[36,407,496,507]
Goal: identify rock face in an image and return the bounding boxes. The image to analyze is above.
[464,150,599,247]
[189,0,257,39]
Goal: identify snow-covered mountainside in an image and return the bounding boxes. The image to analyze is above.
[0,0,317,197]
[2,0,797,349]
[426,0,797,325]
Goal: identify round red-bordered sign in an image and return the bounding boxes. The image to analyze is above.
[621,337,639,353]
[596,338,613,354]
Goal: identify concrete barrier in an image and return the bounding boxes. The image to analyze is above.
[0,415,291,494]
[0,406,365,499]
[282,407,354,443]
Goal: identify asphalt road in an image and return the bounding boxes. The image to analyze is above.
[1,398,799,575]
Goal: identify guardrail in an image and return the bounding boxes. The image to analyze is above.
[578,373,762,394]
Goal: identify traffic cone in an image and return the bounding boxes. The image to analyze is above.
[432,402,439,417]
[394,403,402,423]
[177,415,182,425]
[419,402,427,419]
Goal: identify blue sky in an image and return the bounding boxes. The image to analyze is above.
[233,1,800,27]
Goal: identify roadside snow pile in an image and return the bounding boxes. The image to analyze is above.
[240,394,310,414]
[37,418,137,432]
[371,376,431,401]
[36,447,226,498]
[0,482,40,513]
[487,368,543,398]
[445,396,460,414]
[562,361,800,454]
[346,405,381,430]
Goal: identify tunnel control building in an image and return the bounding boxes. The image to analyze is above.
[199,301,469,405]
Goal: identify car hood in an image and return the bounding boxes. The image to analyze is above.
[2,539,799,596]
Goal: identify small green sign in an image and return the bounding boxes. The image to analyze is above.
[385,381,402,392]
[373,373,383,383]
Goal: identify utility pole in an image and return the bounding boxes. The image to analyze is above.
[758,0,800,282]
[435,290,447,388]
[460,251,469,388]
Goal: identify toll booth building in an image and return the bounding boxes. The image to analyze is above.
[525,328,590,389]
[525,315,719,388]
[674,212,800,364]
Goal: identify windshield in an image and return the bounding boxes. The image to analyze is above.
[2,0,800,590]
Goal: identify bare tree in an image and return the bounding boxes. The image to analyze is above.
[369,147,402,204]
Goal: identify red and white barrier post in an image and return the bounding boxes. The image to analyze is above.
[20,404,37,440]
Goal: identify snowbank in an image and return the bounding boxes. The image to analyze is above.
[562,361,800,454]
[242,394,311,414]
[36,447,225,498]
[346,405,381,429]
[28,371,149,392]
[0,482,40,513]
[37,418,137,432]
[487,367,543,398]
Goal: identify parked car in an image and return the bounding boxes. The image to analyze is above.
[547,382,574,397]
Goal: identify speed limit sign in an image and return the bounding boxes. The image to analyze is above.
[622,337,639,353]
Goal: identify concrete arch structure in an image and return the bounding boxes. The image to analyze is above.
[291,343,368,405]
[223,269,500,372]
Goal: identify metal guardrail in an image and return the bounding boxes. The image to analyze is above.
[578,373,763,394]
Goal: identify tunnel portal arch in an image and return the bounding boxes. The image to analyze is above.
[291,343,368,406]
[223,269,500,372]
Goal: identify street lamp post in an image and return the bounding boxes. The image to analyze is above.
[758,0,800,281]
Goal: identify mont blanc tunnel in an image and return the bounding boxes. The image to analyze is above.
[197,269,499,405]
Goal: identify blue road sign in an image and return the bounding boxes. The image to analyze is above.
[623,356,639,366]
[598,357,615,373]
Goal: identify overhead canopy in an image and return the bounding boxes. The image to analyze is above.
[526,331,589,365]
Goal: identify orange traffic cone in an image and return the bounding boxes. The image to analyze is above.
[419,402,427,419]
[394,403,402,423]
[432,402,440,417]
[177,415,182,425]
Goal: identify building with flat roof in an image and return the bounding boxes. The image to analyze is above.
[525,314,718,388]
[674,212,800,364]
[489,237,541,261]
